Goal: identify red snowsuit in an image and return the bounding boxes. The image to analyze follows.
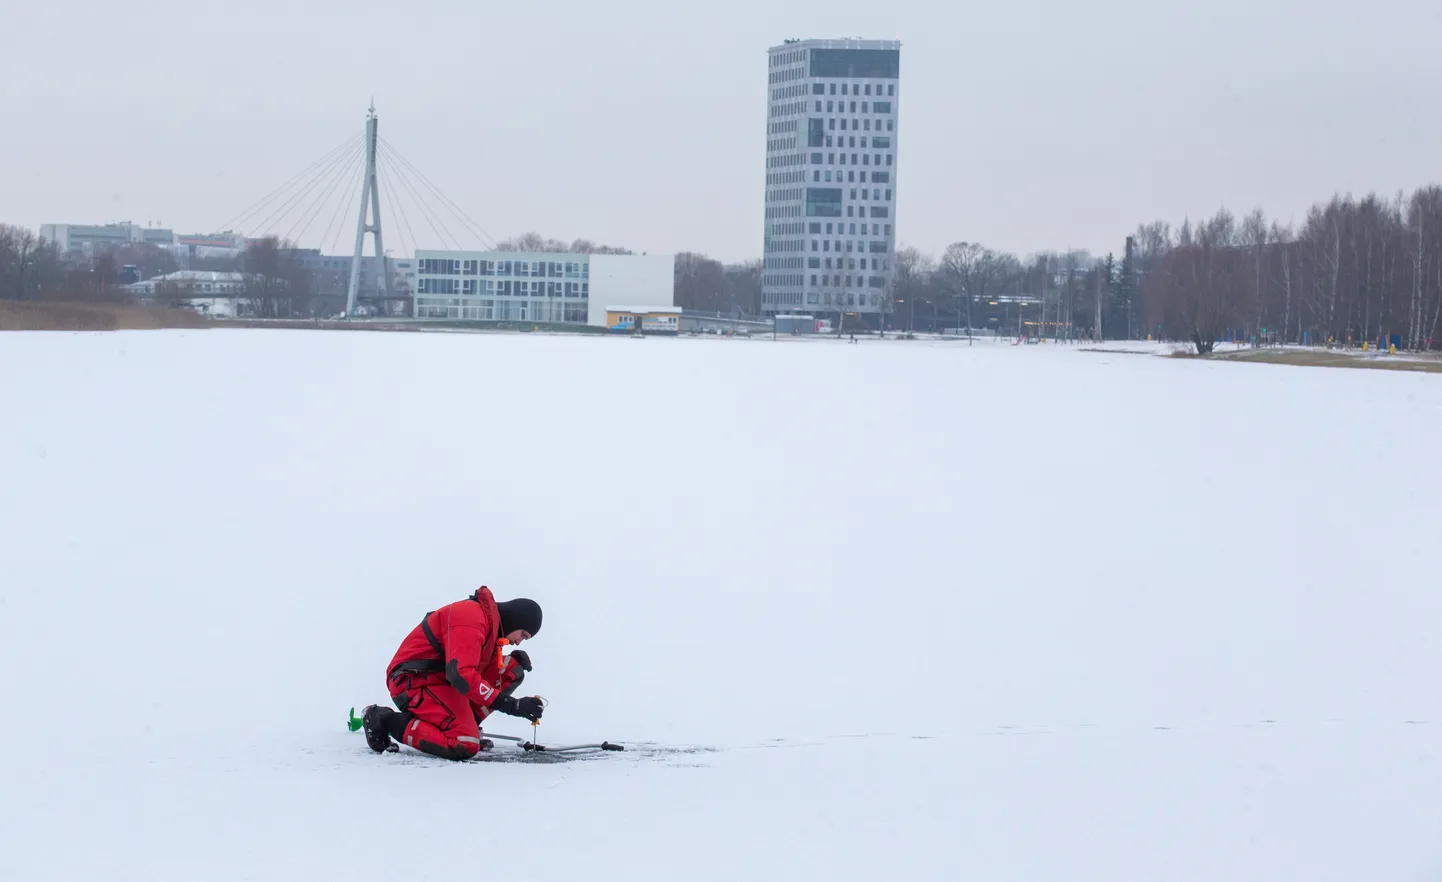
[385,587,524,759]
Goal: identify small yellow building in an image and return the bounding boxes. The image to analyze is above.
[606,306,681,335]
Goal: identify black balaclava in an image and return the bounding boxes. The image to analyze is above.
[495,598,543,638]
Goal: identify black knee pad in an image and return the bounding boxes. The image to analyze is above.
[414,739,476,761]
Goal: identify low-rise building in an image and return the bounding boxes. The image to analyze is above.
[412,251,673,326]
[124,270,255,317]
[40,222,175,253]
[606,306,682,334]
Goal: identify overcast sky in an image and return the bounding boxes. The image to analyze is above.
[2,0,1439,262]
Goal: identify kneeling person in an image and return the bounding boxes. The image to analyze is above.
[361,588,545,760]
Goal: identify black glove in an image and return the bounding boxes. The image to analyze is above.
[496,695,545,722]
[507,650,532,672]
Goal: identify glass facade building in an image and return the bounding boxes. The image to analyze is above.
[413,250,592,322]
[762,39,901,318]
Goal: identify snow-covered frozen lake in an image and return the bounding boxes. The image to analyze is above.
[2,329,1439,881]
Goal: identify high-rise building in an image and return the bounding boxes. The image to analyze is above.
[762,38,901,324]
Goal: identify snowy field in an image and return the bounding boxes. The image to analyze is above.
[2,329,1440,882]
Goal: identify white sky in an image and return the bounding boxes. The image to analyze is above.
[2,0,1439,262]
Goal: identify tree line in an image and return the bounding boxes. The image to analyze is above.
[874,183,1442,351]
[0,224,181,302]
[8,182,1442,347]
[1138,187,1442,353]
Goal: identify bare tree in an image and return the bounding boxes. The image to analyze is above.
[941,241,986,342]
[673,252,728,312]
[1241,209,1268,342]
[891,246,930,333]
[493,233,634,255]
[1146,210,1249,353]
[240,237,313,318]
[0,225,50,301]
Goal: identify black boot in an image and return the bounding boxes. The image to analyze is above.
[361,705,400,753]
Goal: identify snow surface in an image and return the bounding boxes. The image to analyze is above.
[2,329,1441,881]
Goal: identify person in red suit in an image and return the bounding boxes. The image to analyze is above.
[361,587,545,760]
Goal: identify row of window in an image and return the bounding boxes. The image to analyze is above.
[764,256,806,269]
[809,221,890,235]
[828,117,894,133]
[810,292,882,307]
[804,188,894,217]
[802,150,893,168]
[812,82,895,97]
[810,275,887,289]
[765,238,806,253]
[815,169,890,186]
[417,258,588,279]
[767,170,806,187]
[763,277,805,294]
[415,298,590,323]
[770,101,806,119]
[770,49,805,68]
[769,82,807,101]
[767,151,804,169]
[808,257,889,272]
[813,100,893,115]
[763,292,885,308]
[804,137,890,155]
[417,279,590,298]
[809,240,888,256]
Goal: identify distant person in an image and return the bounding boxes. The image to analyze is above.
[360,588,545,760]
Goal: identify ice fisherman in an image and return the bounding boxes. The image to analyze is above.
[361,587,546,760]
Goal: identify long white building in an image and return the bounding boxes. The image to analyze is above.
[762,38,901,322]
[412,251,673,327]
[40,222,175,253]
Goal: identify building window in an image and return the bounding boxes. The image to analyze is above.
[888,85,895,96]
[850,101,856,113]
[826,101,834,112]
[886,154,893,166]
[841,83,848,95]
[828,118,836,131]
[874,101,892,114]
[830,83,836,95]
[813,83,824,95]
[885,190,892,201]
[810,274,817,285]
[887,120,894,131]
